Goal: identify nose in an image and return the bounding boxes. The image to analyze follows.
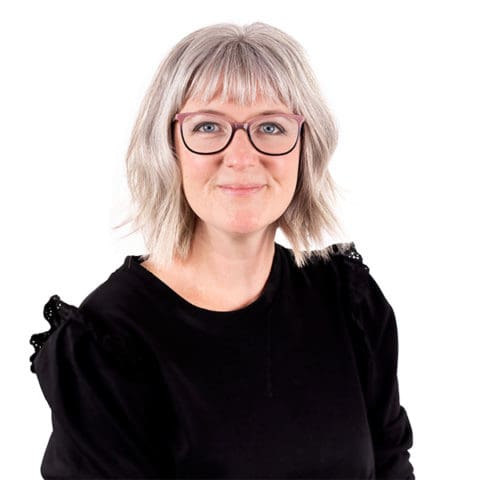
[222,128,259,168]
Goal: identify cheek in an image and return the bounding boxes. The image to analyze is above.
[281,154,300,192]
[180,160,216,192]
[175,133,212,187]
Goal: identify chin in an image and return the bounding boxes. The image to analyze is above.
[197,213,275,237]
[222,221,273,236]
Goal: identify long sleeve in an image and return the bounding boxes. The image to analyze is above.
[29,295,176,479]
[362,277,415,479]
[333,243,415,479]
[351,267,415,479]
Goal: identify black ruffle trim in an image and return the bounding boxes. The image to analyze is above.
[29,294,79,373]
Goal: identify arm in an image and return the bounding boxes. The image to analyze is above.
[360,275,415,479]
[30,295,176,479]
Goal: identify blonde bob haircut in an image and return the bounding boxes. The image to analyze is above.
[116,22,349,269]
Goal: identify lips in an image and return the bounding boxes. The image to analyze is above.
[218,184,265,195]
[219,184,264,188]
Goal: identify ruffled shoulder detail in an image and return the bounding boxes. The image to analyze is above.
[30,294,158,379]
[29,294,80,373]
[330,241,370,271]
[330,242,375,357]
[329,242,371,305]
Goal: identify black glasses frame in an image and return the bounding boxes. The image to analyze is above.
[173,112,305,156]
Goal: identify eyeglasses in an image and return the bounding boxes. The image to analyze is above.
[173,112,305,156]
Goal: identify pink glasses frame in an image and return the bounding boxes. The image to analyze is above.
[173,112,305,156]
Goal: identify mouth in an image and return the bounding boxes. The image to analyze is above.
[218,184,265,196]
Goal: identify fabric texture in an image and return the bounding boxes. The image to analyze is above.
[30,241,415,479]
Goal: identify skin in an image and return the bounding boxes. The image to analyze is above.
[144,95,301,311]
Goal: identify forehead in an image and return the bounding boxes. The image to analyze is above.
[180,94,292,119]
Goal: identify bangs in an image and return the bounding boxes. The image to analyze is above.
[184,42,295,108]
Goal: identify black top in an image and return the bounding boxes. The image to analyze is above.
[29,242,415,479]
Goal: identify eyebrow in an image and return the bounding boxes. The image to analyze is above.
[192,109,289,117]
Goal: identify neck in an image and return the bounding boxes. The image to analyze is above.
[176,223,277,294]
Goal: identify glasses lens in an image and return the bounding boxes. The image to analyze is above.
[181,114,232,153]
[249,115,300,154]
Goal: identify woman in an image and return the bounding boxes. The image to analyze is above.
[30,22,415,479]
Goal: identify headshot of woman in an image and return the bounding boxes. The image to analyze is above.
[29,22,415,479]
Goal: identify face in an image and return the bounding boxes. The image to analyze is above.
[174,95,301,239]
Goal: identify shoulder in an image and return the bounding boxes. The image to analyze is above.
[322,241,372,304]
[279,241,394,353]
[277,241,370,295]
[78,257,140,316]
[321,242,397,354]
[75,254,159,335]
[29,255,153,374]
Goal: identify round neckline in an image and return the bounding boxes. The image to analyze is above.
[122,242,284,322]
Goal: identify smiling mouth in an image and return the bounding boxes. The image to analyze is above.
[218,185,265,196]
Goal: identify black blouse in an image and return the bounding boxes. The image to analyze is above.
[29,242,415,479]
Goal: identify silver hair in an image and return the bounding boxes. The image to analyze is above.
[114,22,350,268]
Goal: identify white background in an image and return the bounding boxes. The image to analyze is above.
[2,1,479,478]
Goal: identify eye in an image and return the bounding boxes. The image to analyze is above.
[257,122,285,135]
[193,122,221,134]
